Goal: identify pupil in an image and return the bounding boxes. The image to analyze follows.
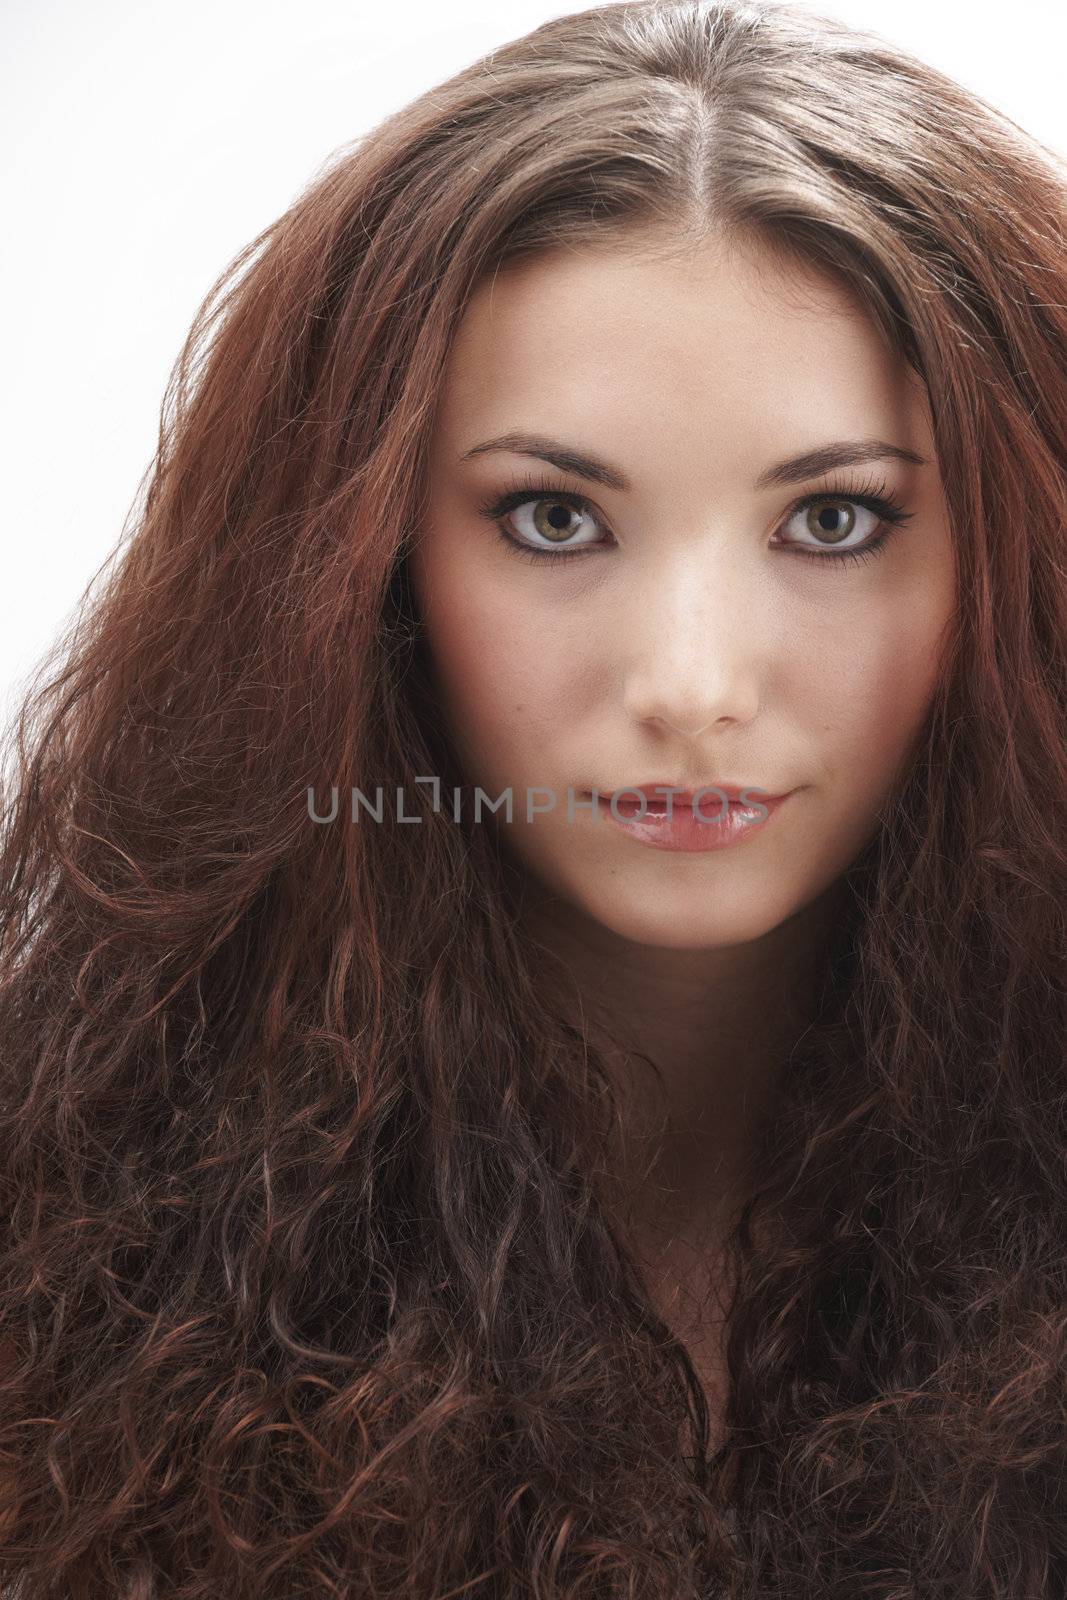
[817,507,842,531]
[547,504,570,529]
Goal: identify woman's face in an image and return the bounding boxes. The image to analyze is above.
[408,228,956,949]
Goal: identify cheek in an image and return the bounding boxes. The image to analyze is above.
[806,593,949,786]
[414,564,584,782]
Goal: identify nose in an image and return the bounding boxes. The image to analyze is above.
[620,550,763,737]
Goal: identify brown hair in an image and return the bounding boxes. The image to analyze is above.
[2,1,1065,1594]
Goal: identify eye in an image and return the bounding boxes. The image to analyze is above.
[478,483,605,564]
[775,495,890,566]
[771,482,915,568]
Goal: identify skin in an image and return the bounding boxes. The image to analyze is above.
[407,226,956,1376]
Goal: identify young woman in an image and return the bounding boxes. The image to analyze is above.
[1,1,1064,1594]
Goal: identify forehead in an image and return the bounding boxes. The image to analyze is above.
[433,233,927,489]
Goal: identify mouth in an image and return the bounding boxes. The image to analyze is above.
[587,787,794,853]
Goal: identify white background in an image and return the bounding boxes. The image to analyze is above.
[3,0,1064,724]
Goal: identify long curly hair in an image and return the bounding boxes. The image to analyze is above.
[2,2,1065,1594]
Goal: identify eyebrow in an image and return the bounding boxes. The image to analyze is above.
[459,431,927,492]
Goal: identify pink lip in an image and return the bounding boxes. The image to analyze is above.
[589,788,793,853]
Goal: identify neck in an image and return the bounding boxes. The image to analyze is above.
[518,875,852,1253]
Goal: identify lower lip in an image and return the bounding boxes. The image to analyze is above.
[592,791,791,852]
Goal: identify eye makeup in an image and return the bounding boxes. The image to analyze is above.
[476,470,915,572]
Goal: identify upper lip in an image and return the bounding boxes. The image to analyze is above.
[592,781,788,803]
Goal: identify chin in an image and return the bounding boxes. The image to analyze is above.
[574,884,801,951]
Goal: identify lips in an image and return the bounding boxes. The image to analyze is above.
[590,787,791,852]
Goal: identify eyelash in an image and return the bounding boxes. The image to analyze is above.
[476,471,915,572]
